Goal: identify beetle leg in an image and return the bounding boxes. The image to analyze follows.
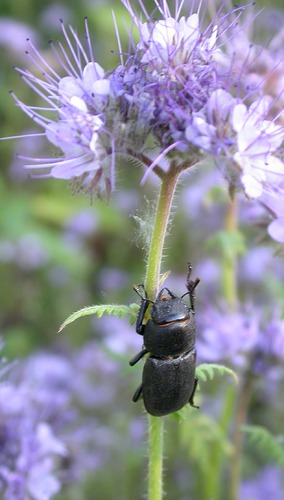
[133,284,151,335]
[188,376,199,409]
[129,348,148,366]
[132,383,143,402]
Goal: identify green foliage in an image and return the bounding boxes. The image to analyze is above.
[59,303,139,332]
[178,412,233,480]
[196,363,238,385]
[206,230,246,260]
[242,425,284,467]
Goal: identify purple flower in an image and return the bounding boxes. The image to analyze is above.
[7,14,155,199]
[134,7,218,67]
[260,186,284,242]
[240,466,284,500]
[268,217,284,242]
[0,341,133,498]
[0,18,38,53]
[4,0,283,201]
[10,21,116,199]
[230,99,284,198]
[198,300,284,377]
[197,90,284,198]
[197,305,259,368]
[261,312,284,359]
[224,7,284,118]
[0,352,70,499]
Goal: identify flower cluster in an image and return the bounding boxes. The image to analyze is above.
[0,357,65,498]
[0,337,143,499]
[197,303,284,373]
[7,0,284,203]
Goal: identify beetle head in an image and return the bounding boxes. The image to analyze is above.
[151,291,190,325]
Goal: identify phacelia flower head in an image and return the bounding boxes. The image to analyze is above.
[9,17,154,199]
[5,0,284,200]
[205,92,284,198]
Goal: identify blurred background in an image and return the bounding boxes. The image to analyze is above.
[1,0,284,499]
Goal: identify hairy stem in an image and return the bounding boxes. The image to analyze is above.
[144,167,180,297]
[144,166,180,500]
[148,416,164,500]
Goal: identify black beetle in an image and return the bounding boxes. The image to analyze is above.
[129,264,200,417]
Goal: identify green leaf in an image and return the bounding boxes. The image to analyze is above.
[58,303,139,332]
[242,425,284,467]
[196,363,238,385]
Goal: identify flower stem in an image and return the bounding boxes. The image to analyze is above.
[222,191,238,310]
[144,167,180,298]
[222,192,249,500]
[143,166,180,500]
[230,369,253,500]
[148,415,164,500]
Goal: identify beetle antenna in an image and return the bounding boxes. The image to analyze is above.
[187,277,200,312]
[181,263,200,312]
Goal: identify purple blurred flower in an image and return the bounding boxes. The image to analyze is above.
[0,352,70,499]
[268,218,284,242]
[94,315,141,355]
[98,267,129,292]
[0,405,66,500]
[198,301,284,374]
[0,334,146,498]
[63,209,99,249]
[260,186,284,242]
[0,19,38,53]
[197,305,259,368]
[240,246,283,282]
[240,466,284,500]
[261,312,284,359]
[225,7,284,120]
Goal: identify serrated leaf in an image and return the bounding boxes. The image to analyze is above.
[196,363,238,385]
[242,425,284,467]
[58,303,138,333]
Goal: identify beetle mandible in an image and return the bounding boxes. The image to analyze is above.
[129,264,200,417]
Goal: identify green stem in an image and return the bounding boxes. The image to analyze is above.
[205,193,240,500]
[143,166,180,500]
[148,416,164,500]
[222,193,250,500]
[229,370,253,500]
[144,167,180,297]
[222,193,238,310]
[203,383,236,500]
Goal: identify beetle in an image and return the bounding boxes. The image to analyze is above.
[129,264,200,417]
